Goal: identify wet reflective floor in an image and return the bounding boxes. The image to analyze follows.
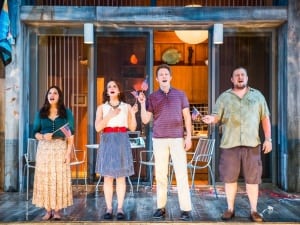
[0,183,300,223]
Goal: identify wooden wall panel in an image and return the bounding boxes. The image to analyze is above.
[153,65,208,104]
[154,31,208,66]
[192,66,208,103]
[46,36,88,178]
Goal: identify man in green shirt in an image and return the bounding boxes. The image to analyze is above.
[202,67,272,222]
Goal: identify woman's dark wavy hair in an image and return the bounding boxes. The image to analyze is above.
[39,85,67,118]
[102,80,126,103]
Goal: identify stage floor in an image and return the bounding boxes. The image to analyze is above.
[0,183,300,223]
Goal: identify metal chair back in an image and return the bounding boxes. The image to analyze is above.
[24,138,38,200]
[187,138,218,198]
[138,150,173,192]
[70,145,87,191]
[25,138,38,165]
[190,138,215,167]
[136,150,155,191]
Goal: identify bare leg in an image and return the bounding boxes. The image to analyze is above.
[246,183,259,212]
[116,176,126,213]
[42,209,52,220]
[225,182,238,212]
[103,176,114,212]
[53,209,61,220]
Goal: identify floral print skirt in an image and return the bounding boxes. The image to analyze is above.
[32,139,73,210]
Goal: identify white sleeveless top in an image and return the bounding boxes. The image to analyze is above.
[102,101,129,127]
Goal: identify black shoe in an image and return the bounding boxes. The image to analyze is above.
[103,212,113,220]
[180,211,191,221]
[221,210,235,220]
[153,208,166,219]
[117,212,125,220]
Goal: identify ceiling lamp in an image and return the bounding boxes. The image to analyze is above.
[174,5,208,45]
[175,30,208,44]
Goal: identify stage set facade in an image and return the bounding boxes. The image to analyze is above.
[0,0,299,197]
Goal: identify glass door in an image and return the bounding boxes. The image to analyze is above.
[95,32,149,180]
[36,35,88,180]
[218,34,273,181]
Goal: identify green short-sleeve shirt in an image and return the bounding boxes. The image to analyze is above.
[212,87,270,148]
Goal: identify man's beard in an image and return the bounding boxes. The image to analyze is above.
[234,83,247,90]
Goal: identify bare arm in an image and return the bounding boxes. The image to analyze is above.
[182,107,192,151]
[261,115,272,154]
[65,135,74,164]
[127,103,138,131]
[138,92,152,124]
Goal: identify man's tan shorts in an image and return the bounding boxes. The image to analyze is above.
[219,145,262,184]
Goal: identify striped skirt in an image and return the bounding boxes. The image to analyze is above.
[95,132,134,178]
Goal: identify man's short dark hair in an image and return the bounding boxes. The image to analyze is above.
[156,64,171,77]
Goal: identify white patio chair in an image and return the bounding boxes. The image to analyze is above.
[70,145,87,192]
[24,138,38,201]
[169,138,218,198]
[188,138,218,198]
[136,150,154,191]
[136,150,172,192]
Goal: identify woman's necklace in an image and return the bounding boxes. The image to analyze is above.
[108,101,121,109]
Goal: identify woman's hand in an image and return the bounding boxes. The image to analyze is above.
[64,153,71,164]
[43,133,53,140]
[108,107,121,118]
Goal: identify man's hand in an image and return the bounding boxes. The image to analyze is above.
[184,137,192,151]
[262,140,272,154]
[202,115,215,124]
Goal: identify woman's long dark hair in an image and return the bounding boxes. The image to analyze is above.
[39,85,67,118]
[102,80,126,103]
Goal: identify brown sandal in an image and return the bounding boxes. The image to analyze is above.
[53,211,61,220]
